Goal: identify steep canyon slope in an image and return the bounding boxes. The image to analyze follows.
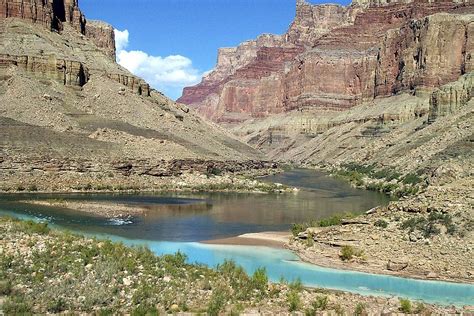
[180,0,474,283]
[0,0,264,192]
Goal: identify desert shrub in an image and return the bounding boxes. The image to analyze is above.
[399,298,412,313]
[401,212,457,238]
[47,297,67,313]
[130,304,159,316]
[402,173,422,185]
[372,168,400,180]
[400,217,426,233]
[318,215,343,227]
[208,288,228,316]
[340,245,355,261]
[3,296,33,314]
[28,184,38,192]
[374,219,388,228]
[0,280,12,295]
[340,245,364,261]
[291,223,307,236]
[355,303,366,315]
[16,220,50,235]
[251,267,268,296]
[414,302,426,313]
[287,290,301,312]
[206,166,222,176]
[288,278,303,292]
[312,295,328,310]
[342,163,375,175]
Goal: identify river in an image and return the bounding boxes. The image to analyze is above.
[0,169,472,306]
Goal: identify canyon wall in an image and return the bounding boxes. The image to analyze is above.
[0,1,150,95]
[0,0,86,33]
[179,0,474,123]
[85,20,116,59]
[0,0,116,58]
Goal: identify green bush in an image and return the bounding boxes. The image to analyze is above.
[0,280,12,295]
[355,303,366,315]
[399,298,412,313]
[340,245,355,261]
[312,295,328,310]
[374,219,388,228]
[208,288,228,316]
[47,297,67,313]
[251,267,268,295]
[3,296,33,314]
[318,215,343,227]
[400,212,457,238]
[288,278,303,292]
[287,291,301,312]
[130,304,159,316]
[402,173,422,185]
[17,220,50,235]
[206,166,223,177]
[291,223,307,237]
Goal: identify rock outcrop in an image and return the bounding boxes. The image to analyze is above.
[0,53,89,86]
[85,20,116,59]
[0,0,86,33]
[179,0,473,123]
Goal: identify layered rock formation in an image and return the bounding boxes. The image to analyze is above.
[0,0,86,33]
[0,0,263,191]
[0,53,89,86]
[179,0,473,122]
[85,20,116,58]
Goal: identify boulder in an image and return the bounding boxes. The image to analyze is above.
[387,259,408,271]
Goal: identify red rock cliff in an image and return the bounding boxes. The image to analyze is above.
[0,0,115,58]
[178,0,473,122]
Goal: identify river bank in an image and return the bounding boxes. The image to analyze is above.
[287,177,474,285]
[0,216,470,315]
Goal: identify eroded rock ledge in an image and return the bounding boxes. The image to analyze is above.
[178,0,473,123]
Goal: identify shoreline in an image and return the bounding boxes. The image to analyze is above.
[205,231,474,286]
[202,231,291,249]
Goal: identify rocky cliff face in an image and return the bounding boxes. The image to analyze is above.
[0,2,147,95]
[85,20,116,59]
[179,0,473,123]
[1,0,115,58]
[0,0,85,33]
[0,0,263,192]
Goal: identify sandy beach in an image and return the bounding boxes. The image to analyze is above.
[203,231,291,248]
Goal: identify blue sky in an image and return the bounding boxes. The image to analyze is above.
[81,0,350,99]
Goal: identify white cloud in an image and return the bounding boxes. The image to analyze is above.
[114,28,202,100]
[114,29,129,52]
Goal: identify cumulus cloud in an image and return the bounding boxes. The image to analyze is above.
[114,29,202,100]
[114,29,129,52]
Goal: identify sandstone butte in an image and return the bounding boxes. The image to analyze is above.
[178,0,473,124]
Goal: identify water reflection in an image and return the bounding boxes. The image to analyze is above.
[0,169,390,241]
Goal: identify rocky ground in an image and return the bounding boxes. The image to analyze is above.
[288,173,473,284]
[0,217,468,315]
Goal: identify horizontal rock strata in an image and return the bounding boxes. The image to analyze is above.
[179,0,474,123]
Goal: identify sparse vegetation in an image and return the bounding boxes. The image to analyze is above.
[287,290,301,312]
[374,219,388,228]
[291,213,358,237]
[340,245,364,261]
[355,302,366,315]
[400,211,457,238]
[399,298,412,313]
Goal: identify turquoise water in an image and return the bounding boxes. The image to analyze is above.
[0,169,473,306]
[2,209,473,306]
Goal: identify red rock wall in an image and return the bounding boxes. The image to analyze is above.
[0,0,85,33]
[85,20,116,59]
[179,0,473,122]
